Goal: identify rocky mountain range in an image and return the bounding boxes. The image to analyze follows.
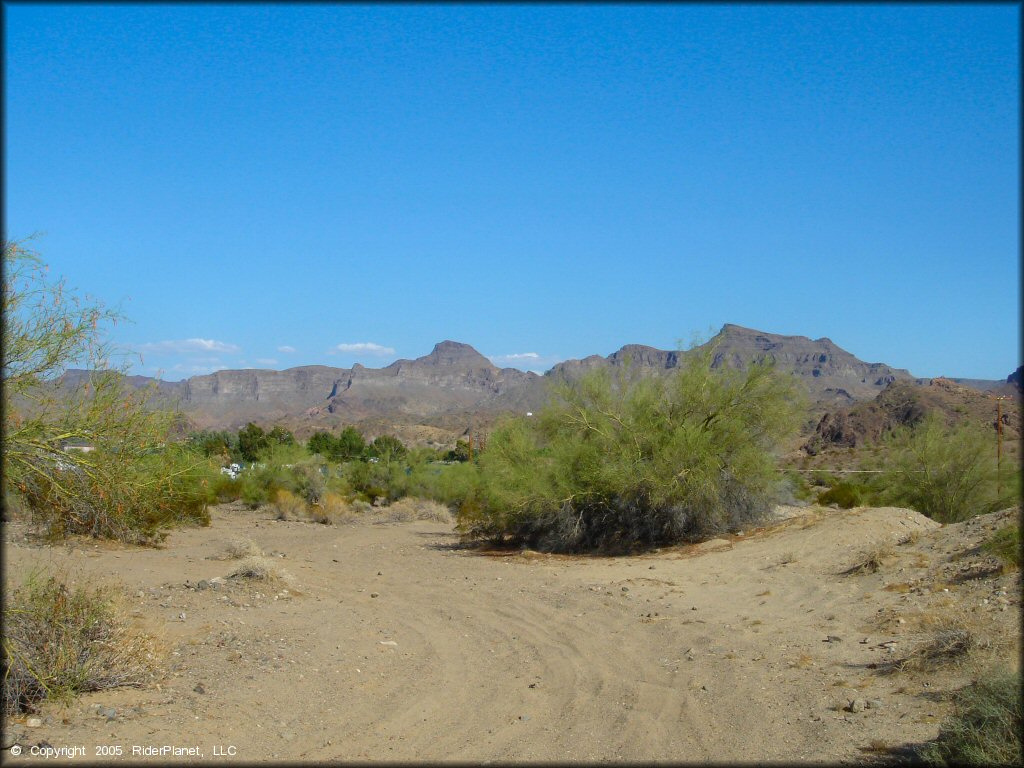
[805,376,1021,457]
[548,324,917,404]
[54,324,1020,445]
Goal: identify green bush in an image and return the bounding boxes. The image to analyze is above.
[458,345,805,552]
[233,446,348,509]
[209,471,241,503]
[870,413,1019,523]
[291,462,327,505]
[367,435,407,463]
[3,241,213,545]
[2,570,161,715]
[185,430,235,458]
[982,524,1020,570]
[237,462,290,507]
[445,439,471,462]
[308,426,367,462]
[19,443,214,544]
[920,670,1022,765]
[817,480,867,509]
[780,469,815,503]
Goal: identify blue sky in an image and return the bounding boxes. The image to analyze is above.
[4,4,1019,380]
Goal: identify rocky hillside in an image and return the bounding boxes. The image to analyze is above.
[549,324,914,405]
[804,376,1022,456]
[52,326,1016,445]
[85,342,547,439]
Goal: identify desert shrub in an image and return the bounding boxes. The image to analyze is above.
[209,471,241,503]
[841,543,894,575]
[344,459,393,503]
[870,413,1019,523]
[228,556,283,582]
[266,425,295,447]
[18,442,214,545]
[351,499,374,514]
[780,469,815,503]
[382,497,453,523]
[817,480,869,509]
[290,462,327,505]
[236,422,270,462]
[308,426,366,462]
[270,488,306,520]
[308,493,353,524]
[982,524,1020,570]
[430,462,486,509]
[186,430,235,459]
[885,616,991,675]
[459,344,804,552]
[2,570,161,715]
[237,461,291,507]
[223,538,262,559]
[920,669,1022,765]
[445,439,471,462]
[366,434,407,463]
[2,240,212,544]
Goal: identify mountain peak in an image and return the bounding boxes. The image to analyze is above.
[416,341,495,369]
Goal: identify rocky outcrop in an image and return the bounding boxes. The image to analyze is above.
[804,376,1022,455]
[54,327,1015,442]
[550,324,913,402]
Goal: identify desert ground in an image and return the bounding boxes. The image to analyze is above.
[3,501,1020,764]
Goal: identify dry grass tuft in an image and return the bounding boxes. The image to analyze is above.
[884,582,913,593]
[2,569,163,716]
[981,524,1020,572]
[223,538,263,559]
[842,543,894,575]
[271,489,307,521]
[909,629,978,666]
[899,530,921,546]
[883,612,995,674]
[351,499,374,515]
[379,497,453,524]
[919,669,1022,765]
[790,652,815,668]
[228,556,284,582]
[307,493,354,525]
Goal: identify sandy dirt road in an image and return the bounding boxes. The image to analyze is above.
[3,502,1019,763]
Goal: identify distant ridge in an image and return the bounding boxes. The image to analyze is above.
[549,324,914,404]
[53,326,1017,442]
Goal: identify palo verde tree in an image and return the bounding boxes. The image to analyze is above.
[366,434,407,464]
[460,343,806,552]
[868,412,1020,523]
[306,426,366,463]
[2,239,212,543]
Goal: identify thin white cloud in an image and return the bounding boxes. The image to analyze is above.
[489,352,540,365]
[488,351,566,371]
[170,362,229,375]
[277,345,297,353]
[137,338,241,354]
[254,358,278,366]
[329,342,396,356]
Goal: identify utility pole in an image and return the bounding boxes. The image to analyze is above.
[995,396,1006,496]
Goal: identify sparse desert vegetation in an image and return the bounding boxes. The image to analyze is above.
[2,241,1020,762]
[919,670,1022,766]
[2,570,162,717]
